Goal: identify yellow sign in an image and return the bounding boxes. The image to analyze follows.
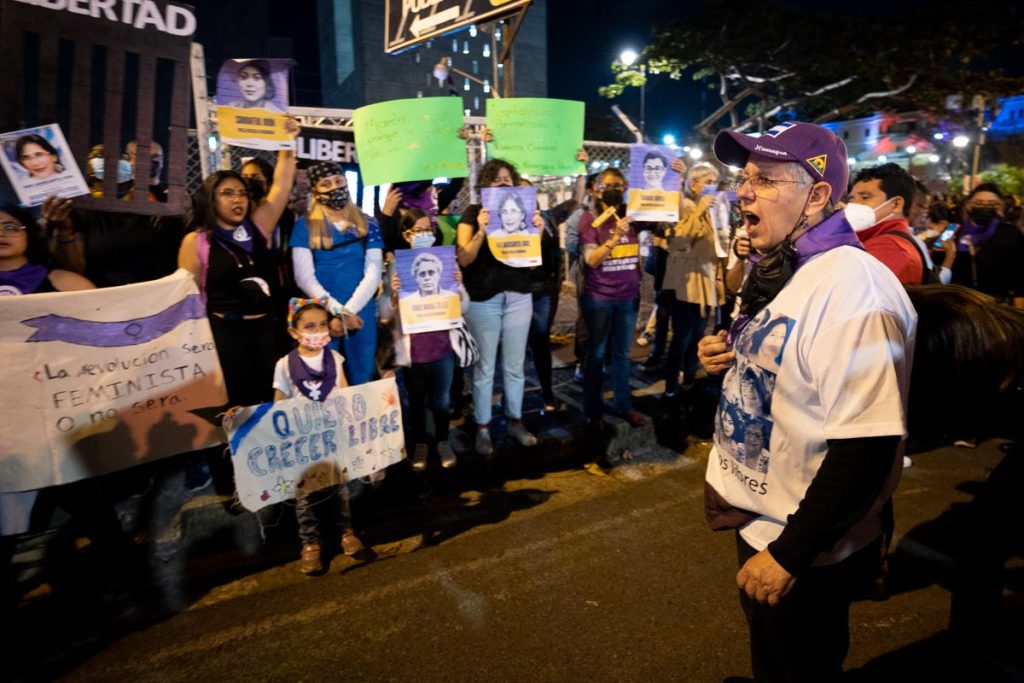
[627,189,679,222]
[216,107,295,151]
[488,233,542,267]
[398,294,462,335]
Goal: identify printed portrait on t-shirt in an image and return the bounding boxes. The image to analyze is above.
[716,307,795,475]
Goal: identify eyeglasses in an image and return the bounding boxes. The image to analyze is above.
[217,189,249,199]
[729,174,809,197]
[0,222,27,234]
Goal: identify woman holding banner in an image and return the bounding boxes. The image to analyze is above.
[456,159,541,455]
[660,162,722,397]
[290,161,384,385]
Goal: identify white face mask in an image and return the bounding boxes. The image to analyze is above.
[300,332,330,349]
[847,197,898,233]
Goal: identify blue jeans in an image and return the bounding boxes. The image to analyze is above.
[664,295,705,393]
[404,350,455,447]
[463,291,532,425]
[581,294,638,419]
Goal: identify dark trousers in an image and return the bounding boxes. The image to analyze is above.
[404,350,455,447]
[662,293,705,392]
[737,533,882,683]
[208,314,277,407]
[529,290,559,400]
[649,291,670,359]
[581,294,638,419]
[296,484,352,546]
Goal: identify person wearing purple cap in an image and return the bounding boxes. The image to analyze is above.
[696,121,917,681]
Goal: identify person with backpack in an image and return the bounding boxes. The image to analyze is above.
[846,163,929,285]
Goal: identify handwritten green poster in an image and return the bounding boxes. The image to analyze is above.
[487,98,585,176]
[353,97,468,186]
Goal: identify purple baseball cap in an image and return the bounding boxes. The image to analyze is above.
[713,122,849,203]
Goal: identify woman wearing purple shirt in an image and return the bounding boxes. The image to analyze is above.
[579,169,647,428]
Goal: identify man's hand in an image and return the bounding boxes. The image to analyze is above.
[671,157,688,177]
[737,548,796,606]
[697,330,735,374]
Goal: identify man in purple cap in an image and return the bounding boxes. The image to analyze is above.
[696,121,917,681]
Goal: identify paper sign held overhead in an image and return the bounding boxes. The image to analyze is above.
[486,98,585,177]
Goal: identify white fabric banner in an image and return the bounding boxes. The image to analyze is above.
[0,270,227,492]
[224,378,406,513]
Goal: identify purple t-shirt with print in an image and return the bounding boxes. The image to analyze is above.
[579,211,641,301]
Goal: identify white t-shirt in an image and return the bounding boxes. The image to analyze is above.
[705,245,917,565]
[273,349,346,400]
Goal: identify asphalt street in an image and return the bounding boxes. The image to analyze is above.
[51,438,1023,683]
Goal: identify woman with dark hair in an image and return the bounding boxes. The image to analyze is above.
[901,284,1024,656]
[748,316,792,374]
[15,134,63,179]
[457,158,541,455]
[491,190,528,237]
[0,205,92,295]
[178,166,292,407]
[229,59,282,112]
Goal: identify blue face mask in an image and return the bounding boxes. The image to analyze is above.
[411,233,436,249]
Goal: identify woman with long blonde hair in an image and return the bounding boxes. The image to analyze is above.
[290,161,384,384]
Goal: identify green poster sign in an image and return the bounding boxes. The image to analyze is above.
[353,97,469,186]
[487,98,586,176]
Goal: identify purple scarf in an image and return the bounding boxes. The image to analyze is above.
[396,181,439,228]
[729,211,864,344]
[0,263,49,295]
[287,349,337,402]
[214,219,255,253]
[956,217,999,253]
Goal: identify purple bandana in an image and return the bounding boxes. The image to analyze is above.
[729,210,863,344]
[287,349,337,402]
[956,217,999,253]
[0,263,49,296]
[214,219,255,253]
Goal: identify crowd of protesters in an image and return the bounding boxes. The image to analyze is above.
[3,118,1024,674]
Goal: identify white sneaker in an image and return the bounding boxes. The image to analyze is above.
[508,422,538,447]
[411,443,428,472]
[475,429,493,455]
[902,456,912,468]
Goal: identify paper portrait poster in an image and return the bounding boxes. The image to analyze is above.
[480,186,541,267]
[626,144,680,222]
[394,246,462,334]
[0,124,89,207]
[216,58,295,150]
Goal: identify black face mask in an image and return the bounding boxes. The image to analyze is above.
[244,177,267,203]
[601,189,624,208]
[739,238,798,318]
[317,186,350,210]
[967,207,997,225]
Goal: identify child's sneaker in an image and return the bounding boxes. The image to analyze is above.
[299,543,322,575]
[411,443,428,471]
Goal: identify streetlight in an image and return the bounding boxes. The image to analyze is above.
[688,148,703,160]
[619,48,645,140]
[662,133,676,146]
[432,57,501,98]
[952,135,969,148]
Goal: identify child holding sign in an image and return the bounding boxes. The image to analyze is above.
[379,210,475,472]
[272,298,368,575]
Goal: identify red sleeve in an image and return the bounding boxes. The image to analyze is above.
[863,235,922,285]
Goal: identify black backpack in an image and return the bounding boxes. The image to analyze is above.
[880,230,943,285]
